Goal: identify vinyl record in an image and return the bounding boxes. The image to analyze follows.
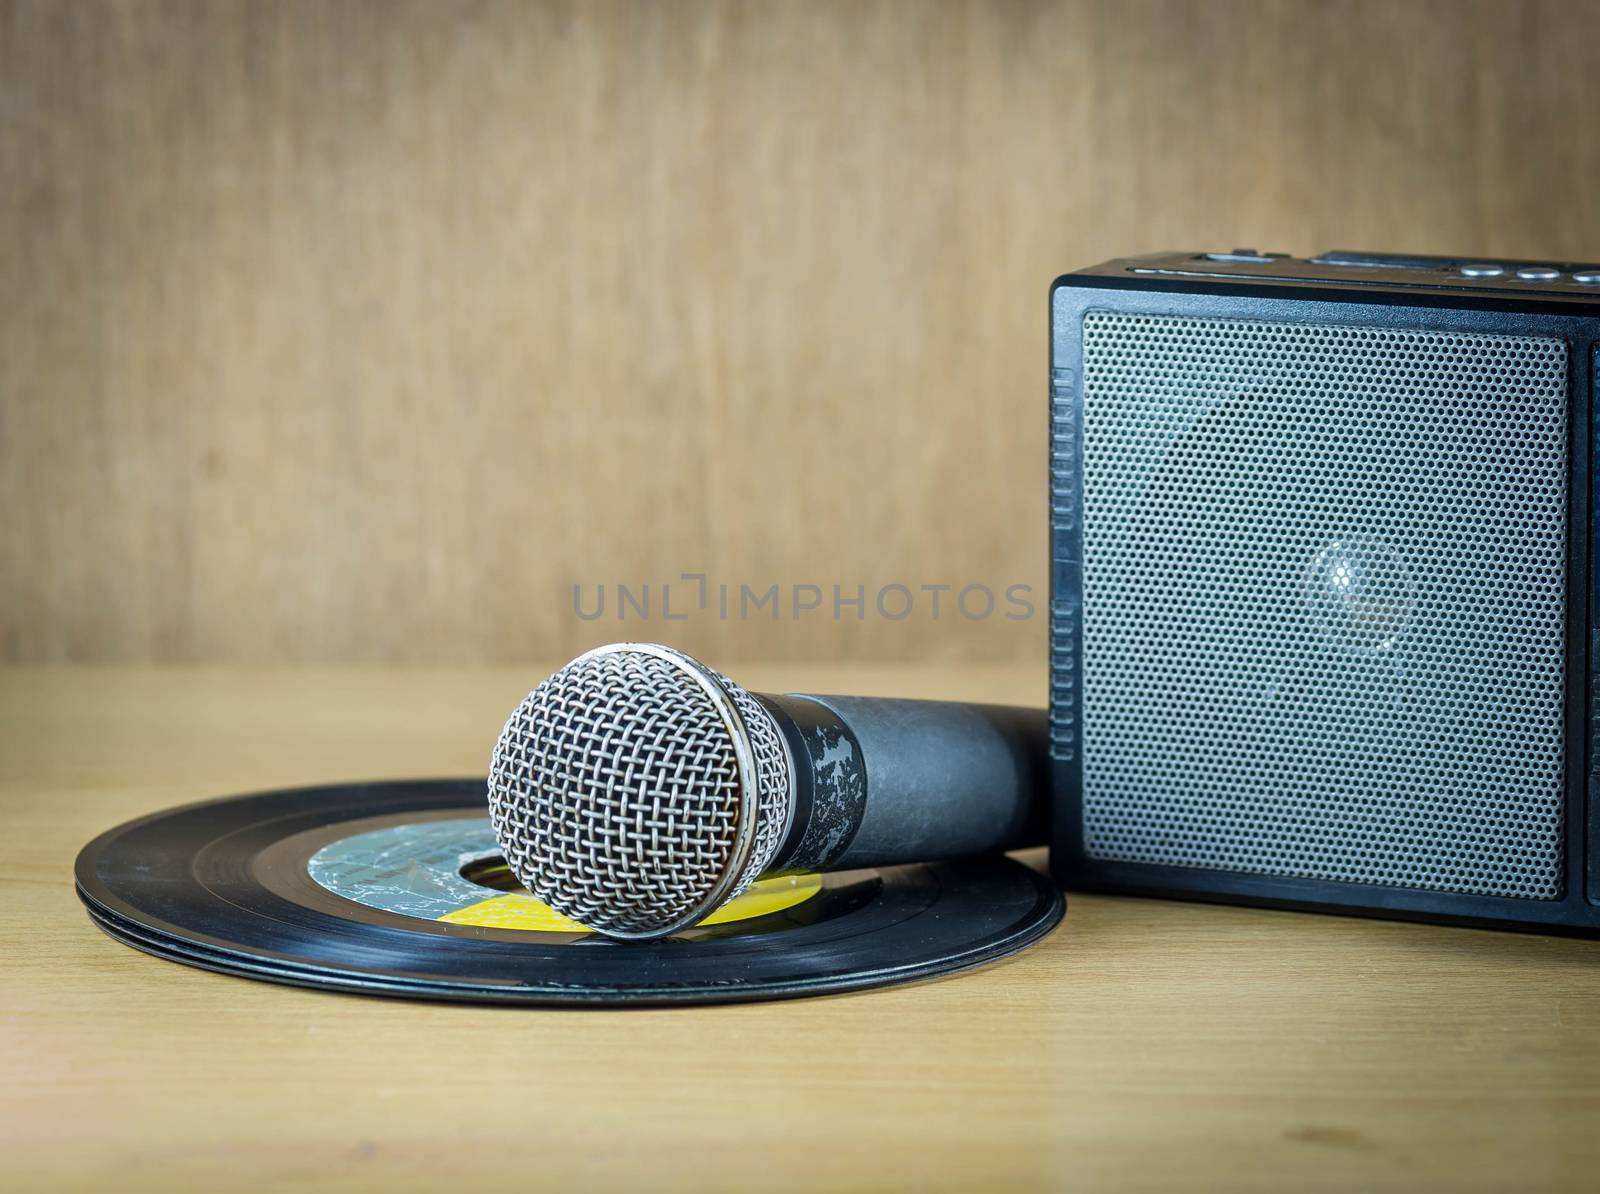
[75,779,1064,1005]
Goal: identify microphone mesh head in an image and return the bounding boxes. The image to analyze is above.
[487,643,793,938]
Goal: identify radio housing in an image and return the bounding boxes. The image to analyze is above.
[1049,250,1600,934]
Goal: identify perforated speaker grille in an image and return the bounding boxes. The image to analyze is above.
[1079,312,1569,899]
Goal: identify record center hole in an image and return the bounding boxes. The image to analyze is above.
[459,855,526,893]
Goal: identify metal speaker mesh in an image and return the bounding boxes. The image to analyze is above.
[1079,312,1569,899]
[488,644,792,937]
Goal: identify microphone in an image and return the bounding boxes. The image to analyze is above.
[487,642,1048,939]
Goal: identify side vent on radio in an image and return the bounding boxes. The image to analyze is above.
[1049,365,1080,765]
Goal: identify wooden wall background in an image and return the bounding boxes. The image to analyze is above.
[6,0,1600,664]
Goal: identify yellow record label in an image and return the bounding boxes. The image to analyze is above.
[439,872,823,932]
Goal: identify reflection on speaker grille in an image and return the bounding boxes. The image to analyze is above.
[1080,312,1568,899]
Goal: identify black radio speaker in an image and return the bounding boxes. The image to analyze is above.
[1049,250,1600,934]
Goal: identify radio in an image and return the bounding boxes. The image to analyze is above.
[1049,250,1600,934]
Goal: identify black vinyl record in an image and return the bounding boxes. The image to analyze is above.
[75,779,1064,1005]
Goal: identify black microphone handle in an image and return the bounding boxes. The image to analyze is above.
[753,693,1049,872]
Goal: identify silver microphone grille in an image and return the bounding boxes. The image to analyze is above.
[487,643,794,939]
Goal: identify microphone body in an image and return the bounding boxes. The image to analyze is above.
[487,643,1048,939]
[759,693,1047,873]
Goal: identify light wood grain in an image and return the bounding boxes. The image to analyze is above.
[5,0,1600,664]
[2,663,1598,1192]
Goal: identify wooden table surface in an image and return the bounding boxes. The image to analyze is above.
[4,664,1598,1192]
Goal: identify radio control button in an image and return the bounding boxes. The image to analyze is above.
[1572,270,1600,284]
[1459,263,1504,278]
[1515,267,1561,281]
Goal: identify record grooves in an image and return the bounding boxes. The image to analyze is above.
[76,779,1064,1005]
